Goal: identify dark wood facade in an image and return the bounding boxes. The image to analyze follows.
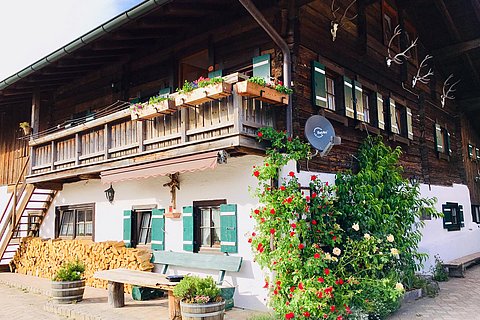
[0,0,479,201]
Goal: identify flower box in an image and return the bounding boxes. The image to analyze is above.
[130,99,177,121]
[175,82,232,107]
[234,80,289,105]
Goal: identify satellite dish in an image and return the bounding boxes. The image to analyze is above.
[305,115,341,157]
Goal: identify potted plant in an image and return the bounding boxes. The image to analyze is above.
[19,122,32,135]
[174,76,232,107]
[51,260,86,304]
[130,95,176,121]
[173,275,225,320]
[234,76,292,105]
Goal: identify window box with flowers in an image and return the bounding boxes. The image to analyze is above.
[130,96,176,121]
[234,77,292,105]
[174,76,232,108]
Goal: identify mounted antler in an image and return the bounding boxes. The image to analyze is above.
[330,0,358,41]
[386,25,418,67]
[441,74,460,108]
[412,55,434,88]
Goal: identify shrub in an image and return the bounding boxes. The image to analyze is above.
[432,254,449,282]
[172,275,220,304]
[53,260,85,282]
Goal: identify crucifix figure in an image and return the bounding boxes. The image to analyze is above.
[163,172,180,213]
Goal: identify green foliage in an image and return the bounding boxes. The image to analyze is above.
[431,254,449,282]
[247,314,277,320]
[409,274,440,298]
[148,95,170,105]
[172,275,220,303]
[53,260,85,282]
[248,76,293,94]
[19,122,30,129]
[249,131,437,319]
[177,76,223,94]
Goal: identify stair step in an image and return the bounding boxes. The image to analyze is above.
[25,208,46,211]
[28,200,49,203]
[32,191,55,195]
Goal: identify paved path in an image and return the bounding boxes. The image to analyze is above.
[0,283,67,320]
[390,264,480,320]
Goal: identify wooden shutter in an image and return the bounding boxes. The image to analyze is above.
[220,204,238,253]
[435,124,444,153]
[208,70,223,78]
[343,77,355,118]
[123,210,132,248]
[311,61,327,108]
[253,54,271,81]
[476,147,480,160]
[376,93,385,130]
[158,88,171,98]
[354,81,364,121]
[468,144,474,159]
[182,206,194,252]
[446,130,452,156]
[442,204,452,230]
[459,205,464,227]
[151,208,165,251]
[389,98,398,134]
[406,107,413,140]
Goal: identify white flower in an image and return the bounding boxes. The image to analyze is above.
[333,247,342,256]
[352,223,360,231]
[324,253,332,260]
[395,283,404,291]
[364,233,371,240]
[387,234,394,243]
[390,248,399,256]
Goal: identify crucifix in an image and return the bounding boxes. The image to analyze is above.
[163,172,180,214]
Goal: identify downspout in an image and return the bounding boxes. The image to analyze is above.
[238,0,293,135]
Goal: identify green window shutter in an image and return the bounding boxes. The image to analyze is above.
[220,204,238,253]
[123,210,132,248]
[151,208,165,251]
[311,61,327,108]
[406,107,413,140]
[442,204,452,230]
[459,205,464,227]
[476,147,480,160]
[389,98,398,134]
[468,144,474,159]
[253,54,271,81]
[208,70,223,78]
[343,77,354,118]
[354,81,364,121]
[376,93,385,130]
[183,206,194,252]
[158,88,171,98]
[435,124,444,153]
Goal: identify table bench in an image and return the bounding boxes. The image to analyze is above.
[93,268,181,320]
[443,252,480,277]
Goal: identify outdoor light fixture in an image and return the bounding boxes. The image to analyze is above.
[104,184,115,203]
[409,175,418,185]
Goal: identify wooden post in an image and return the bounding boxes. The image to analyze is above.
[168,290,181,320]
[137,120,145,153]
[75,133,80,166]
[31,90,40,136]
[180,108,187,143]
[232,91,243,134]
[104,124,110,160]
[107,281,125,308]
[50,141,56,171]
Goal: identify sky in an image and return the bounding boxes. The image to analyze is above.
[0,0,144,81]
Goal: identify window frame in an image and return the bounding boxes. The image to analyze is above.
[382,1,399,49]
[55,203,95,240]
[435,123,452,160]
[443,202,464,232]
[326,75,336,111]
[362,89,371,124]
[472,205,480,224]
[193,199,226,253]
[130,204,157,248]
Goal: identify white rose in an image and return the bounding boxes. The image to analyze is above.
[387,234,394,243]
[391,248,399,256]
[352,223,360,231]
[333,247,342,256]
[395,283,404,291]
[364,233,371,240]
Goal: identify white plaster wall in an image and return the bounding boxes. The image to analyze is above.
[40,155,268,311]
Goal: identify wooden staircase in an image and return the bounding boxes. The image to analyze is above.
[0,158,57,270]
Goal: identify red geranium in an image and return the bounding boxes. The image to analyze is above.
[288,171,295,177]
[285,312,295,319]
[253,171,260,177]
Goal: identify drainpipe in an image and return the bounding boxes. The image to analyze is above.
[238,0,293,135]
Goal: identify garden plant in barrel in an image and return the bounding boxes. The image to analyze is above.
[51,260,86,304]
[173,275,225,320]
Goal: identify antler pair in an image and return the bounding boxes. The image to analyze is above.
[331,0,358,41]
[441,74,460,108]
[412,55,434,88]
[386,25,418,67]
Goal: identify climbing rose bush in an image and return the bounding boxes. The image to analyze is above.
[249,128,436,319]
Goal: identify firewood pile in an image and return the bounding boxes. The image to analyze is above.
[10,237,154,293]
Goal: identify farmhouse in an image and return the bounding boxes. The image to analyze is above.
[0,0,479,311]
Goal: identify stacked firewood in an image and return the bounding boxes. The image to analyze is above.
[10,237,153,293]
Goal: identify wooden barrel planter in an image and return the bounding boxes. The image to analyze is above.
[180,300,225,320]
[51,280,85,304]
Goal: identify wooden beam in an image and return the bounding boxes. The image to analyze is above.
[432,38,480,60]
[33,181,63,190]
[31,91,40,135]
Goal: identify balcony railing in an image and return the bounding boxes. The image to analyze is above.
[28,91,275,181]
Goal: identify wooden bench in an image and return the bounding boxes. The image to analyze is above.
[93,268,181,320]
[152,251,243,285]
[443,252,480,277]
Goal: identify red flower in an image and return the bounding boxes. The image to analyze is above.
[263,280,269,288]
[270,208,276,215]
[305,196,310,202]
[253,171,260,177]
[311,175,317,181]
[257,243,264,253]
[318,277,324,283]
[316,291,323,298]
[273,289,278,295]
[290,286,295,292]
[332,236,337,241]
[326,182,329,186]
[252,232,256,236]
[286,301,290,305]
[254,209,260,215]
[336,316,343,320]
[276,280,282,286]
[288,171,295,177]
[290,231,296,237]
[311,192,317,199]
[270,228,276,235]
[298,282,304,290]
[260,218,265,223]
[286,197,293,203]
[280,186,286,191]
[298,243,305,250]
[338,278,344,285]
[291,223,297,229]
[344,305,351,314]
[330,305,336,312]
[285,313,295,319]
[257,131,263,138]
[314,253,320,259]
[248,238,252,243]
[287,137,292,141]
[324,268,330,275]
[311,219,317,225]
[303,311,311,318]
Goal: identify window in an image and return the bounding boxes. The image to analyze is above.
[326,76,336,111]
[179,49,209,85]
[442,202,464,231]
[56,204,94,239]
[395,107,404,135]
[135,210,152,246]
[362,91,370,123]
[435,124,452,158]
[193,200,226,253]
[472,205,480,224]
[382,1,399,48]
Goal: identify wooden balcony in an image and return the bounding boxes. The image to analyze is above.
[27,92,276,184]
